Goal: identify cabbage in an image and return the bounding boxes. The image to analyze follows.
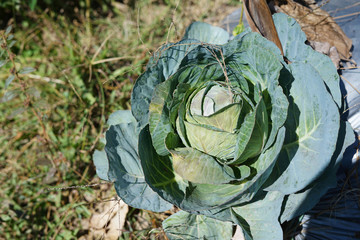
[93,13,355,240]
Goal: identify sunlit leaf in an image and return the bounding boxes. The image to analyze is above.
[1,90,20,103]
[8,40,17,48]
[163,210,233,240]
[26,87,41,98]
[5,25,12,35]
[8,107,26,119]
[19,67,35,74]
[233,23,245,36]
[5,74,15,89]
[231,191,284,240]
[183,21,230,44]
[93,150,109,181]
[29,0,37,11]
[0,60,7,68]
[105,122,172,212]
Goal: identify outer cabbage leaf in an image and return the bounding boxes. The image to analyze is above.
[163,210,233,240]
[231,191,284,240]
[106,109,136,126]
[131,39,200,131]
[183,21,230,45]
[280,121,355,222]
[93,110,136,181]
[265,62,339,194]
[93,150,110,181]
[273,13,341,107]
[105,122,172,212]
[92,110,173,212]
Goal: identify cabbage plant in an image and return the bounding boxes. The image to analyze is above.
[93,13,355,240]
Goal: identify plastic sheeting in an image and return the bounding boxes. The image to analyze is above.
[221,1,360,239]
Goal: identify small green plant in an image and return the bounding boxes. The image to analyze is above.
[0,25,54,154]
[232,1,245,36]
[1,26,34,87]
[94,13,355,240]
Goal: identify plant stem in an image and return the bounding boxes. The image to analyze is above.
[1,31,56,166]
[240,1,244,26]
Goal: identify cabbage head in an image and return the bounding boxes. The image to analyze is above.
[93,13,355,240]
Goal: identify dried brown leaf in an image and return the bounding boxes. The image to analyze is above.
[273,0,352,60]
[244,0,284,55]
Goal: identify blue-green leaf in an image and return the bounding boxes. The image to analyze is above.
[266,62,340,194]
[183,21,230,45]
[1,90,20,103]
[273,13,341,106]
[106,110,135,126]
[163,210,233,240]
[139,125,188,208]
[26,87,40,98]
[231,191,284,240]
[280,121,355,222]
[93,111,140,190]
[5,75,14,89]
[5,25,12,35]
[93,150,110,181]
[0,60,7,68]
[131,65,162,130]
[19,67,35,74]
[131,39,199,131]
[226,42,283,90]
[105,123,172,212]
[8,40,16,48]
[158,39,200,80]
